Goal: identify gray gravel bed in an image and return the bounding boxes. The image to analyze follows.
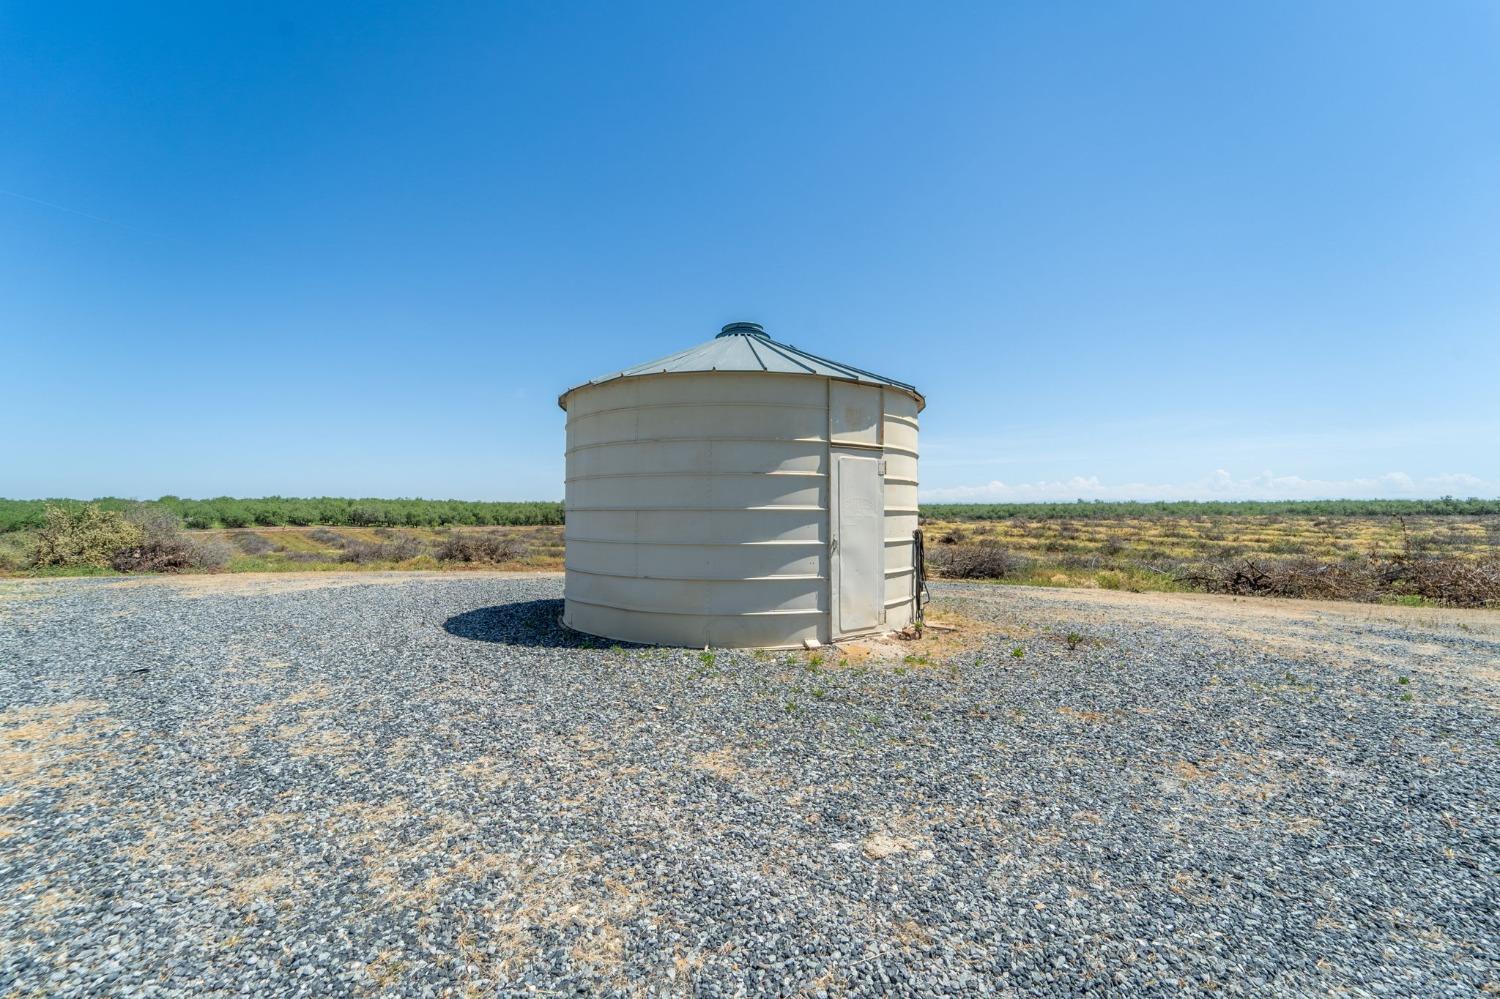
[1,573,1496,997]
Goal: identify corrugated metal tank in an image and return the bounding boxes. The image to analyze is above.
[559,322,923,649]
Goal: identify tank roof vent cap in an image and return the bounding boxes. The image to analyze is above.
[717,321,766,338]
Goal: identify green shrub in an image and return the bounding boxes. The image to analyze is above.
[249,505,288,527]
[0,533,33,572]
[349,505,393,527]
[31,504,143,568]
[0,497,569,532]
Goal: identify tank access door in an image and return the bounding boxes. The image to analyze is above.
[831,452,885,638]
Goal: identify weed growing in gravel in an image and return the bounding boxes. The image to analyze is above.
[1282,671,1318,694]
[1246,672,1317,697]
[1398,676,1411,685]
[1011,646,1025,658]
[366,951,408,989]
[1065,632,1084,650]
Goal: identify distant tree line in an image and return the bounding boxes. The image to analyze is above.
[3,495,1498,534]
[922,497,1500,520]
[0,497,565,533]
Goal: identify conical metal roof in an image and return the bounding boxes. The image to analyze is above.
[558,322,923,410]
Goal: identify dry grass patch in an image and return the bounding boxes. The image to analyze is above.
[228,869,294,907]
[0,700,121,808]
[861,811,933,861]
[1171,759,1211,783]
[889,917,934,948]
[862,832,916,859]
[826,610,1007,669]
[454,754,518,786]
[282,723,358,758]
[364,949,409,990]
[690,747,746,781]
[219,811,301,851]
[476,851,653,987]
[922,513,1500,603]
[217,683,367,760]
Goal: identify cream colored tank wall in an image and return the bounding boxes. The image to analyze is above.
[562,371,920,648]
[882,388,921,630]
[565,372,831,648]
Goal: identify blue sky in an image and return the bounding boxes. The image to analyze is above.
[4,1,1497,502]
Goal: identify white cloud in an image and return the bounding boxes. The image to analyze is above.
[919,469,1500,503]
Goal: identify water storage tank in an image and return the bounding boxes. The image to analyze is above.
[559,322,924,649]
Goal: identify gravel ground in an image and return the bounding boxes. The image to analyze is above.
[1,572,1496,997]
